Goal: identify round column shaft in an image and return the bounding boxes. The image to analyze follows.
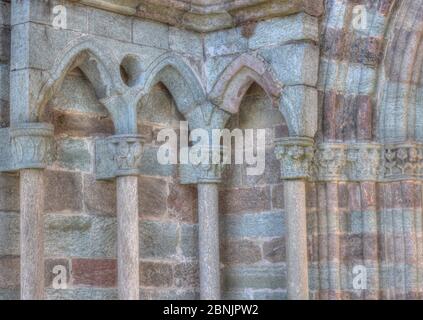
[20,169,45,300]
[117,175,139,300]
[284,180,309,300]
[198,183,220,300]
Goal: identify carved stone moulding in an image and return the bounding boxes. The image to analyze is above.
[274,137,314,180]
[77,0,323,32]
[382,143,423,181]
[314,143,347,181]
[180,144,229,184]
[347,143,381,181]
[95,134,146,179]
[9,123,54,170]
[314,143,382,182]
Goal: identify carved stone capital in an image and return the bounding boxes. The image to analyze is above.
[106,134,145,177]
[10,123,54,170]
[275,137,314,180]
[382,143,423,180]
[347,143,381,181]
[315,144,347,181]
[180,145,227,184]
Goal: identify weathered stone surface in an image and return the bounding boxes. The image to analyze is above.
[45,214,117,258]
[140,288,198,300]
[249,13,318,49]
[180,223,198,259]
[263,237,286,263]
[168,183,197,223]
[219,186,271,214]
[221,211,284,238]
[221,239,262,265]
[133,20,169,49]
[0,257,19,289]
[139,220,178,259]
[139,176,167,217]
[45,170,83,213]
[174,262,199,288]
[260,43,319,87]
[72,259,117,287]
[223,265,286,290]
[204,27,247,57]
[0,212,19,256]
[4,0,423,301]
[46,288,117,300]
[47,109,115,137]
[50,74,109,116]
[55,138,92,172]
[83,174,116,215]
[0,173,19,212]
[139,147,175,177]
[140,261,173,287]
[88,9,131,42]
[169,27,203,57]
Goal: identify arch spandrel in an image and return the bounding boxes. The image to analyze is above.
[35,37,125,130]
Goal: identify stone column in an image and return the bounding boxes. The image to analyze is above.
[181,143,224,300]
[10,123,54,300]
[106,135,144,300]
[197,145,225,300]
[198,182,220,300]
[275,137,314,300]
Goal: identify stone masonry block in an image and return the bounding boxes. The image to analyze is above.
[259,43,319,87]
[249,13,318,49]
[169,27,203,57]
[88,8,131,42]
[280,85,318,137]
[204,27,248,57]
[133,20,169,49]
[221,211,284,238]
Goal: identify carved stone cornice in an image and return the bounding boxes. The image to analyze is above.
[9,123,54,170]
[95,134,146,179]
[347,143,381,181]
[314,143,347,181]
[382,143,423,180]
[76,0,323,32]
[275,137,314,180]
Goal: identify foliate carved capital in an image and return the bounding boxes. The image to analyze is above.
[106,134,145,177]
[315,143,382,182]
[275,137,314,180]
[382,144,423,180]
[180,145,228,185]
[315,144,347,181]
[347,144,381,181]
[195,144,229,184]
[10,123,54,170]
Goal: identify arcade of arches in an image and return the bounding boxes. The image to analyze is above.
[1,0,423,300]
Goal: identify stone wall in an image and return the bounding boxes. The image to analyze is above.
[1,0,423,300]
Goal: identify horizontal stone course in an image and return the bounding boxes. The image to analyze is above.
[72,258,117,288]
[221,211,284,238]
[223,265,286,290]
[219,186,271,214]
[0,256,19,289]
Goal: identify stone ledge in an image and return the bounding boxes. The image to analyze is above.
[76,0,323,32]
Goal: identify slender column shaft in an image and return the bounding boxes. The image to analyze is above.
[284,180,309,300]
[20,169,45,300]
[117,176,139,300]
[198,183,220,300]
